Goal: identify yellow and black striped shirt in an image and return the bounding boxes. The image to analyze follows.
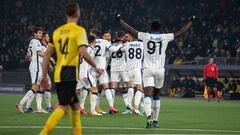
[49,23,88,83]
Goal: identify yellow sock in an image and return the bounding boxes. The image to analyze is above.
[70,110,82,135]
[39,108,65,135]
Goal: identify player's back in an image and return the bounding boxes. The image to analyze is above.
[138,32,174,69]
[123,40,143,70]
[79,45,95,75]
[94,38,111,68]
[52,22,88,83]
[110,42,127,72]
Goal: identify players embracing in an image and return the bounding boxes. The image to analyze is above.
[116,13,196,128]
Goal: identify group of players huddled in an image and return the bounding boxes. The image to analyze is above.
[16,2,197,130]
[16,28,55,114]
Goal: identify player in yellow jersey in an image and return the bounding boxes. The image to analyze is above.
[39,2,103,135]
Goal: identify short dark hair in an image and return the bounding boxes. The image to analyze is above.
[64,2,79,17]
[33,27,44,34]
[124,31,130,34]
[103,31,110,35]
[43,31,49,35]
[208,57,214,60]
[88,35,96,44]
[124,31,133,36]
[150,21,162,31]
[116,31,125,39]
[90,28,101,37]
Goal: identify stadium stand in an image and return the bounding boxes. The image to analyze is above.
[0,0,239,70]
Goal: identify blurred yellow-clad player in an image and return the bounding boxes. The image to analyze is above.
[39,2,103,135]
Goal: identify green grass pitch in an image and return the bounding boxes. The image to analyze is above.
[0,94,240,135]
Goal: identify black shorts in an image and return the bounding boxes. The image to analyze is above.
[205,77,217,88]
[55,81,79,106]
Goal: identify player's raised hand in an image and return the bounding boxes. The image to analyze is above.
[189,15,197,23]
[115,12,121,21]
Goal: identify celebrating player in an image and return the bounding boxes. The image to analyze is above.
[116,13,195,128]
[108,31,135,114]
[76,35,103,116]
[102,31,112,42]
[16,27,46,113]
[37,32,55,113]
[39,2,103,135]
[121,33,144,115]
[90,29,122,114]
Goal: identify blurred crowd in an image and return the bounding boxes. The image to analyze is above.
[0,0,240,70]
[168,76,240,99]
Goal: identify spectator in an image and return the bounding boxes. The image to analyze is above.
[195,78,204,94]
[182,76,195,97]
[229,80,237,99]
[168,76,182,97]
[236,80,240,99]
[223,78,230,95]
[1,0,240,70]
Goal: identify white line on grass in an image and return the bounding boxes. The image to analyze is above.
[0,126,239,133]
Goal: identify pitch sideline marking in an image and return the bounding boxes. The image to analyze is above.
[0,126,240,133]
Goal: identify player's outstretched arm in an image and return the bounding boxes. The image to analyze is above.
[79,46,104,75]
[115,13,138,37]
[108,44,124,52]
[174,16,196,37]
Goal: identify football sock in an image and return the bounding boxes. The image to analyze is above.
[144,96,152,117]
[122,91,129,107]
[80,89,88,109]
[101,89,105,97]
[207,90,211,100]
[105,89,113,107]
[36,91,44,110]
[39,108,65,135]
[70,110,82,135]
[139,93,145,112]
[90,92,98,112]
[111,88,116,105]
[152,96,161,121]
[127,87,134,108]
[19,89,35,106]
[214,90,220,99]
[96,91,102,109]
[134,90,143,109]
[44,90,52,108]
[25,93,35,109]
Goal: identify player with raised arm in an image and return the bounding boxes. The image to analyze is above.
[16,27,46,113]
[39,3,103,135]
[116,13,195,128]
[90,29,122,114]
[76,35,102,116]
